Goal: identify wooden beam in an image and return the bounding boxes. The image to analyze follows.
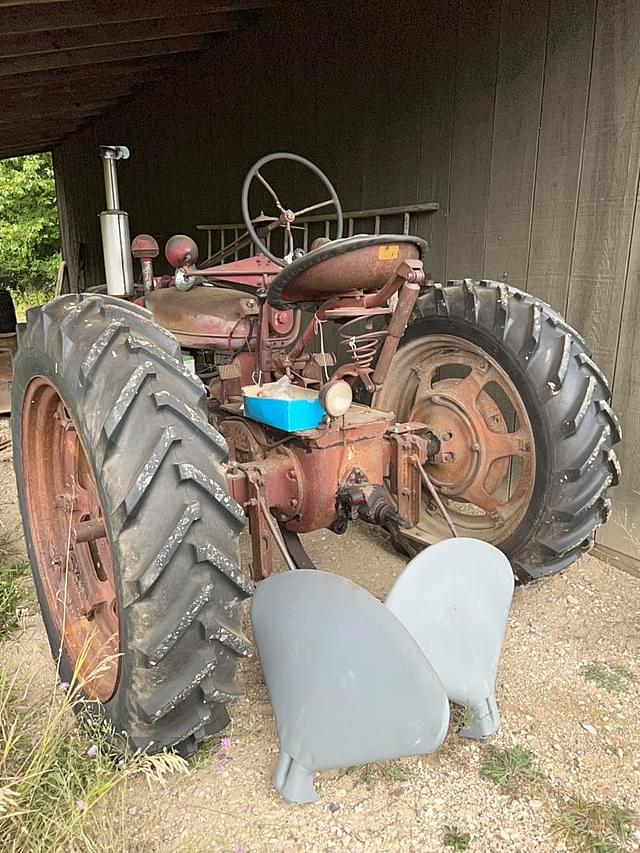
[592,544,640,580]
[0,118,93,140]
[0,34,211,77]
[2,81,149,111]
[0,106,108,128]
[1,142,64,159]
[0,0,67,5]
[2,12,241,59]
[0,0,270,35]
[0,57,175,90]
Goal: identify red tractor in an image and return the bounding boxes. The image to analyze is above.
[11,149,620,756]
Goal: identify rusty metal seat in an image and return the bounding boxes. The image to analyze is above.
[266,234,428,309]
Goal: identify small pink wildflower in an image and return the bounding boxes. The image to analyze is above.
[232,844,247,853]
[86,744,98,758]
[220,736,232,751]
[216,764,226,774]
[58,681,70,693]
[75,799,85,811]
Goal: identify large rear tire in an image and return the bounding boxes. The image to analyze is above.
[375,280,621,582]
[12,294,252,756]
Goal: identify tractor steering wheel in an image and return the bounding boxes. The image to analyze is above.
[241,152,343,268]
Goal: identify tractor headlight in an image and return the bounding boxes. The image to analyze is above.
[319,380,353,418]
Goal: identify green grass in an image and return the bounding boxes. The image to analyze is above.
[480,745,542,790]
[347,760,413,789]
[0,560,29,639]
[0,530,30,639]
[553,795,636,852]
[9,284,55,324]
[451,703,473,733]
[580,662,635,695]
[0,665,189,852]
[443,826,471,850]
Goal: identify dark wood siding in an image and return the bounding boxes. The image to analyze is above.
[53,0,640,560]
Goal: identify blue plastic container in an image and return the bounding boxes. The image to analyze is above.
[243,383,325,432]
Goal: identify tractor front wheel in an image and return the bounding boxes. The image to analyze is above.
[12,295,252,755]
[375,280,621,582]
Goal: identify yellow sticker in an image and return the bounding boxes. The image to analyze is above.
[378,245,399,260]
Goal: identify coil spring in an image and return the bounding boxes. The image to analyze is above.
[338,316,388,369]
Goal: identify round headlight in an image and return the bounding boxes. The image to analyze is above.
[319,380,353,418]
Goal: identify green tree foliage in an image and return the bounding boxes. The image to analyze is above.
[0,153,60,295]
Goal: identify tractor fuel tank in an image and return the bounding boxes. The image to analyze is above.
[145,286,259,350]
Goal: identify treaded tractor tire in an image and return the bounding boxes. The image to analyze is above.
[377,279,621,582]
[11,294,252,756]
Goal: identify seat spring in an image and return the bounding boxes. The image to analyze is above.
[338,316,388,369]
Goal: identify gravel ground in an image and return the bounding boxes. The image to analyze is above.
[1,417,639,852]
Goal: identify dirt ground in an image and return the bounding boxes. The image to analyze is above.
[1,415,639,852]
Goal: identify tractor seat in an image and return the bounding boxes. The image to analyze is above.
[267,234,428,309]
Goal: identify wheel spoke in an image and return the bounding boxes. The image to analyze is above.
[255,169,285,213]
[293,199,334,217]
[482,428,532,461]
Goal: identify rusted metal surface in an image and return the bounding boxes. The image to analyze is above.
[131,233,159,294]
[376,335,536,544]
[278,242,422,304]
[222,405,432,577]
[388,432,428,527]
[195,254,281,288]
[370,276,420,385]
[21,378,119,701]
[146,286,258,349]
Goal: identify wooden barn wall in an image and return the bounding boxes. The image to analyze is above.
[53,0,640,560]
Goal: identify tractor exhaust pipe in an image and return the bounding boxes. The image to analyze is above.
[99,145,134,297]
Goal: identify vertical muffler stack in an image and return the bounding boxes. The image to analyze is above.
[99,145,134,297]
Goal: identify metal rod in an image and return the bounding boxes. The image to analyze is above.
[259,497,298,570]
[413,458,458,538]
[73,517,107,543]
[102,156,119,210]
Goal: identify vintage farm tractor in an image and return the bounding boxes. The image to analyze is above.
[11,148,620,757]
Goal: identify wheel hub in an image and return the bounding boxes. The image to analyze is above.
[21,378,120,702]
[411,378,509,497]
[376,335,536,543]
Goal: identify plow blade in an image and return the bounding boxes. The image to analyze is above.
[386,538,514,739]
[251,538,514,803]
[251,570,449,804]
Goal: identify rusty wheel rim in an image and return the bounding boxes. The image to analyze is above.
[21,378,120,701]
[379,336,536,544]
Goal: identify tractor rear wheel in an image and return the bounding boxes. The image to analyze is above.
[375,280,621,582]
[12,294,252,756]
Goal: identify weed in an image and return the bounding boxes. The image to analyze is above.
[451,703,473,733]
[0,663,189,852]
[0,532,30,639]
[553,794,636,852]
[9,285,55,324]
[347,760,412,789]
[443,826,471,850]
[480,745,541,790]
[580,662,635,695]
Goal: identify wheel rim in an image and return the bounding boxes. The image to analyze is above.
[377,335,536,544]
[21,377,120,701]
